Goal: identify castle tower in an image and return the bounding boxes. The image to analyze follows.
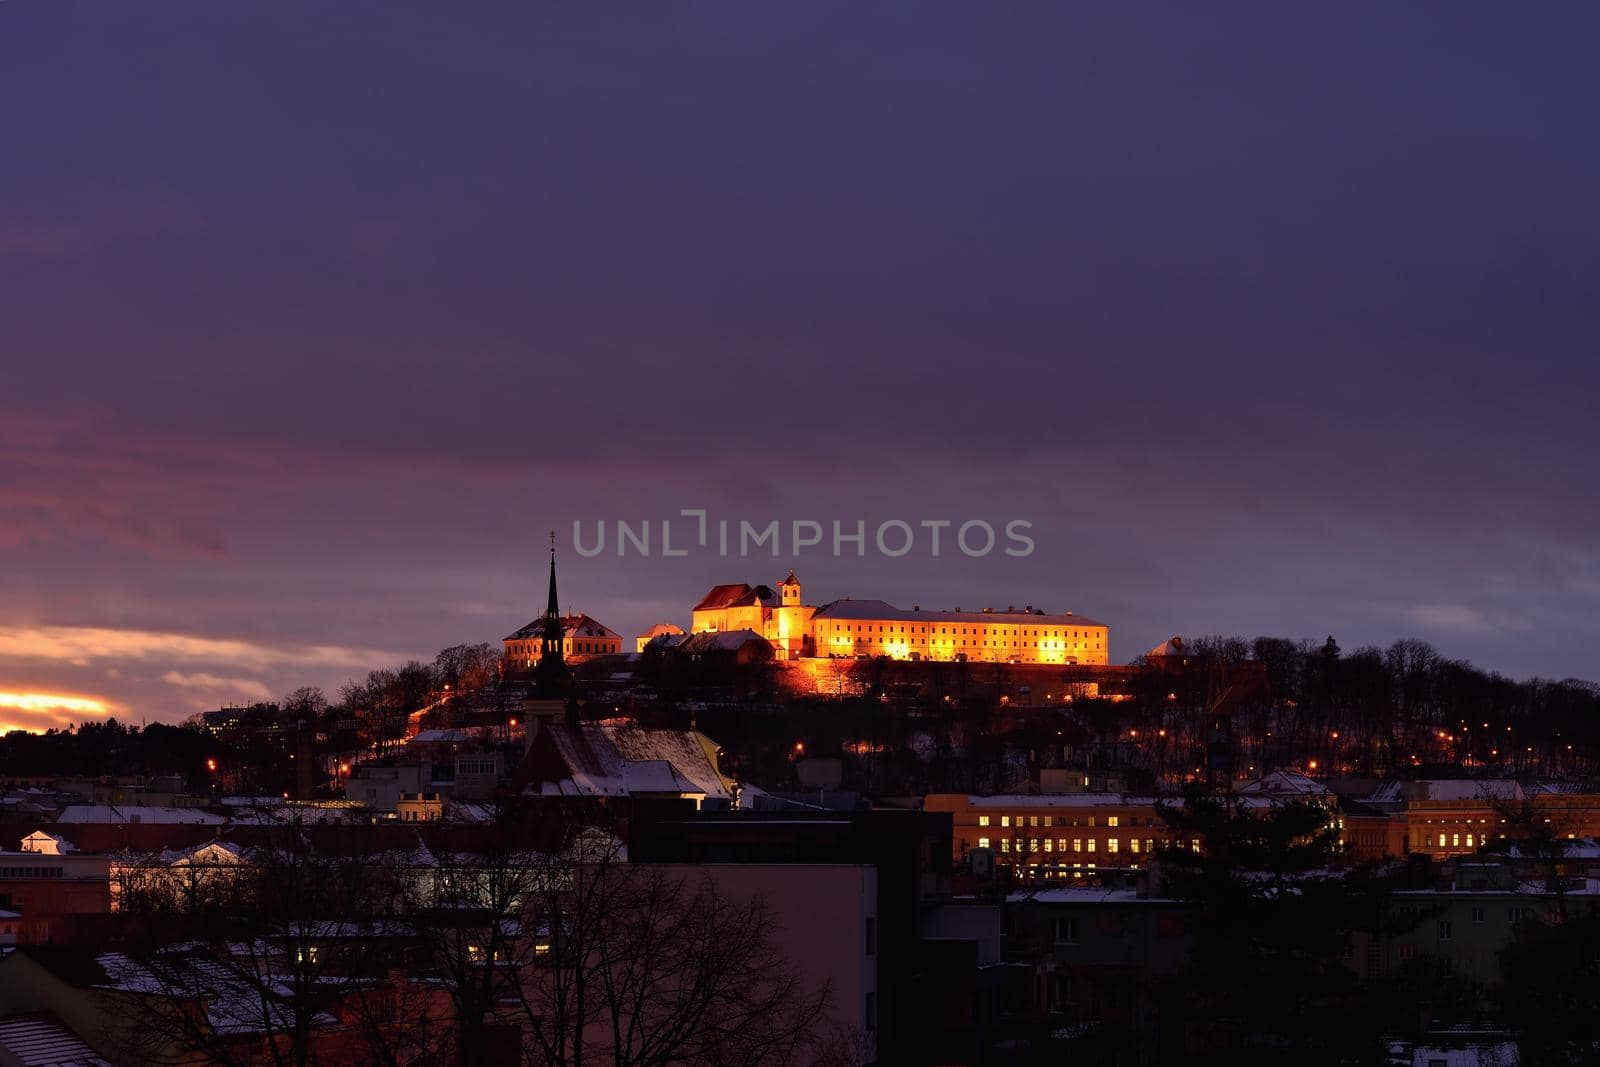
[780,569,802,606]
[773,569,813,658]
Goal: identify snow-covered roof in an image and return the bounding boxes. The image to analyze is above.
[1416,780,1524,802]
[526,725,732,801]
[505,613,621,642]
[964,793,1168,808]
[1237,770,1328,797]
[55,805,225,826]
[0,1012,112,1066]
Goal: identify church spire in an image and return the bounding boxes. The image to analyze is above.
[535,531,571,698]
[546,530,560,619]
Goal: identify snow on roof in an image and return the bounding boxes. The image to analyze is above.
[0,1012,112,1066]
[620,760,703,796]
[965,793,1168,808]
[676,629,767,653]
[1237,770,1328,797]
[636,623,685,639]
[1145,637,1189,658]
[528,725,732,801]
[1006,886,1176,905]
[505,613,621,642]
[409,729,477,743]
[811,599,1105,628]
[55,805,225,826]
[1417,780,1524,802]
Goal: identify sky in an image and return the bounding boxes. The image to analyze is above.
[2,1,1598,730]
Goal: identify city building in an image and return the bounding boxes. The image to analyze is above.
[682,570,1109,664]
[504,613,622,667]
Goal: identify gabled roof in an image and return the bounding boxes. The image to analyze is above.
[519,725,733,802]
[692,584,777,611]
[505,613,620,642]
[677,629,768,654]
[636,623,685,640]
[1237,770,1328,797]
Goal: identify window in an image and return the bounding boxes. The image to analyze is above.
[1400,943,1418,961]
[1054,917,1081,943]
[1107,839,1119,854]
[1001,840,1010,853]
[1044,838,1053,852]
[1073,839,1082,853]
[1107,816,1119,827]
[1470,907,1485,924]
[977,837,989,850]
[1439,833,1447,847]
[978,815,990,827]
[1438,920,1452,941]
[1029,816,1038,828]
[1130,838,1140,853]
[1087,839,1097,853]
[1001,816,1011,828]
[865,917,876,956]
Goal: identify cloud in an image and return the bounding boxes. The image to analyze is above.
[1399,604,1530,636]
[160,672,274,702]
[0,625,394,673]
[0,690,116,733]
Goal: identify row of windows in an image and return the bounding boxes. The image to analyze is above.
[0,866,65,879]
[980,814,1147,828]
[823,624,1102,638]
[979,837,1197,855]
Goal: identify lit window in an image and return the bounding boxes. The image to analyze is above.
[1130,838,1140,853]
[1439,833,1447,847]
[1108,839,1119,854]
[1073,839,1082,853]
[1107,816,1119,828]
[1087,839,1097,853]
[1044,838,1053,852]
[1001,839,1010,852]
[1001,816,1011,828]
[978,837,990,849]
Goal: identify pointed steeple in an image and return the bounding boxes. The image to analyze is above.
[545,531,560,618]
[535,531,571,698]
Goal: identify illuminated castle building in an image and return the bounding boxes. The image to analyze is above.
[684,570,1108,665]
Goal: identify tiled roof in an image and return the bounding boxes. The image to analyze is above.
[692,584,777,611]
[504,613,620,642]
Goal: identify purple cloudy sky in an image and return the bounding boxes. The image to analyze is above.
[3,2,1598,729]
